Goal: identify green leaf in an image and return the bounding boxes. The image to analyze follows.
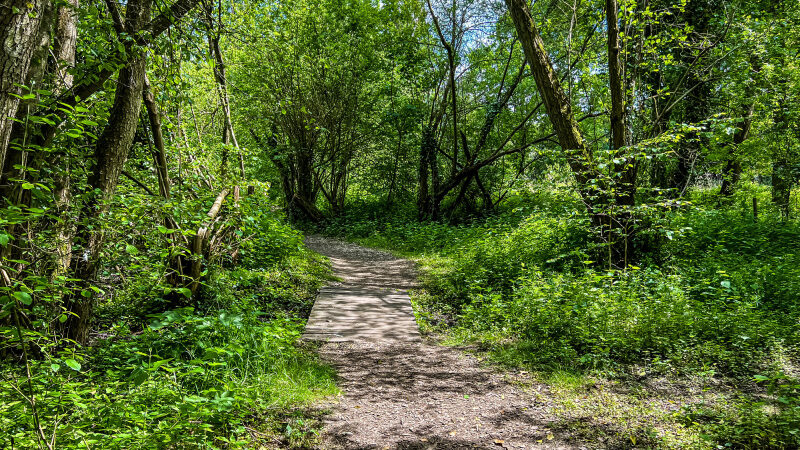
[720,280,731,289]
[50,364,60,372]
[126,244,139,255]
[21,182,35,190]
[0,234,8,246]
[65,359,81,371]
[13,291,32,305]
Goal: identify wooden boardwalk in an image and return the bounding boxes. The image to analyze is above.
[302,236,421,342]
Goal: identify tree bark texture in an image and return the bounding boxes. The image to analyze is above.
[505,0,593,195]
[54,0,79,90]
[0,0,48,172]
[605,0,637,220]
[52,0,79,280]
[606,0,626,152]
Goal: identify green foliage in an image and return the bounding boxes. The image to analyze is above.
[238,191,305,269]
[459,267,790,375]
[2,0,800,447]
[337,191,800,378]
[679,372,800,449]
[1,189,337,448]
[1,308,336,448]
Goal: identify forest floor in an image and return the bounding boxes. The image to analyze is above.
[303,236,575,449]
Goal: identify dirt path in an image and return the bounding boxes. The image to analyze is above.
[303,236,574,450]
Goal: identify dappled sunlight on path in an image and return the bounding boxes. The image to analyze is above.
[303,236,575,449]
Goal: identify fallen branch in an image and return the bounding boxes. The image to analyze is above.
[188,188,230,294]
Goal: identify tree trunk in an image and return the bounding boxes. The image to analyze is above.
[424,0,458,180]
[52,0,79,281]
[605,0,635,266]
[188,188,229,294]
[142,75,172,200]
[607,0,626,152]
[62,0,152,343]
[507,0,636,267]
[54,0,79,90]
[205,7,245,180]
[0,0,49,172]
[719,53,760,198]
[606,0,635,209]
[292,149,318,220]
[671,0,712,196]
[386,128,402,208]
[772,159,792,218]
[505,0,593,196]
[719,103,754,197]
[0,0,54,201]
[417,127,431,220]
[142,73,187,294]
[418,127,442,220]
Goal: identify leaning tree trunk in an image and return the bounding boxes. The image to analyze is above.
[204,4,245,180]
[143,75,172,200]
[62,0,152,343]
[506,0,636,267]
[505,0,593,192]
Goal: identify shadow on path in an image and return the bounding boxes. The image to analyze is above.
[303,236,575,449]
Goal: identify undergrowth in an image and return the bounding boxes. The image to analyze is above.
[1,192,338,449]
